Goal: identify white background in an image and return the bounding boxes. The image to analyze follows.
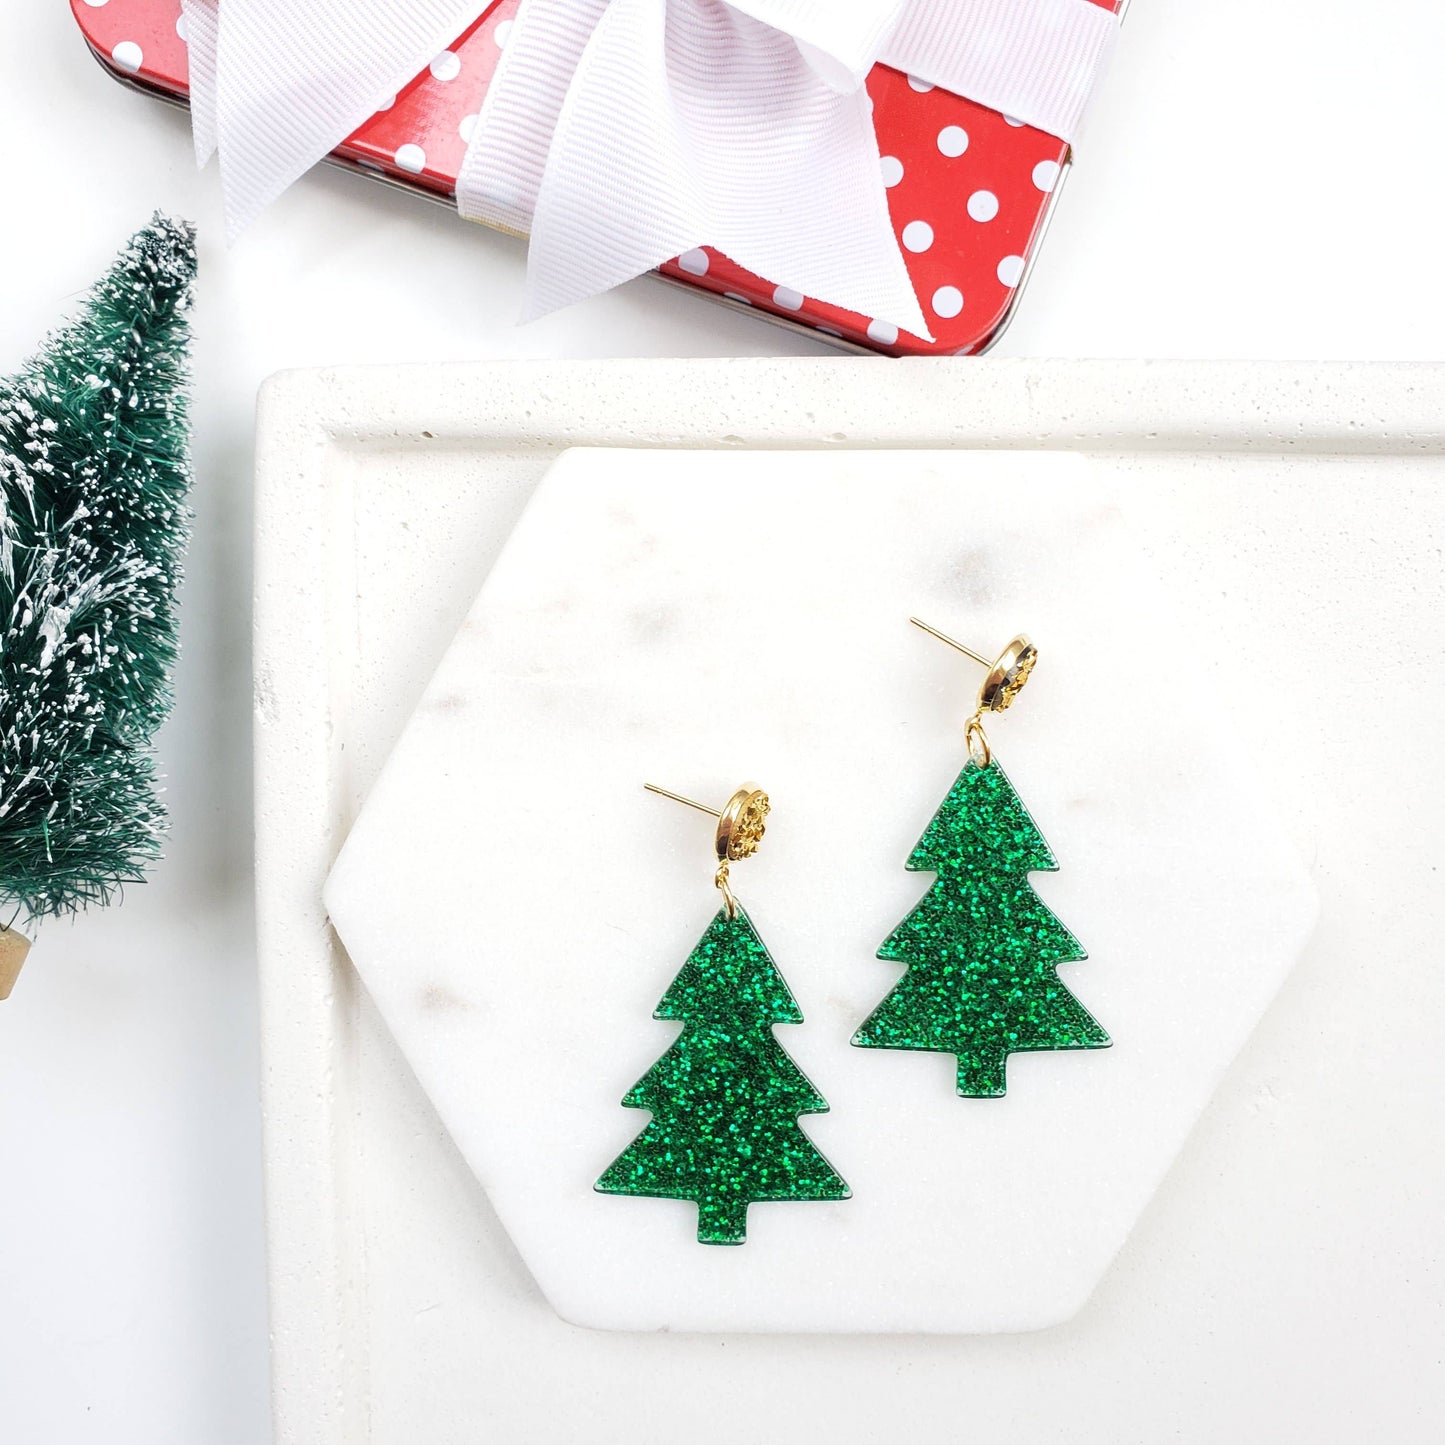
[1,2,1443,1442]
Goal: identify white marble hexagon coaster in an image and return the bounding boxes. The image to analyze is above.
[324,448,1318,1335]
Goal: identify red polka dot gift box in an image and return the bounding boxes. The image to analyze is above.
[71,0,1122,357]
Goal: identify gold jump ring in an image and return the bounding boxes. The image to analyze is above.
[964,712,991,768]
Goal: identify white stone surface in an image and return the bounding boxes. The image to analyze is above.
[324,446,1317,1334]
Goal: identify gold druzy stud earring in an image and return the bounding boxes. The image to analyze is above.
[852,618,1110,1097]
[596,782,850,1244]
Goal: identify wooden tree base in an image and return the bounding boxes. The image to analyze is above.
[0,928,31,1000]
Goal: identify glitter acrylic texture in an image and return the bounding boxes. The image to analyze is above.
[597,907,850,1245]
[854,757,1109,1095]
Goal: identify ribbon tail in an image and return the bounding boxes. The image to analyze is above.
[181,0,219,167]
[212,1,490,241]
[517,0,709,322]
[521,0,931,341]
[458,0,610,237]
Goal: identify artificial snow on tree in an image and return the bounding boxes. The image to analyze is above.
[597,907,850,1245]
[853,758,1109,1096]
[0,214,196,994]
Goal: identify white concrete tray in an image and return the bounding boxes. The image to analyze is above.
[254,360,1445,1442]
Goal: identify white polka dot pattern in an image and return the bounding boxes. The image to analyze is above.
[967,190,999,223]
[430,52,462,83]
[937,126,969,158]
[932,286,964,319]
[901,221,934,253]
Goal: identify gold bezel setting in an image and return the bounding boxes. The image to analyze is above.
[978,635,1038,714]
[715,786,770,863]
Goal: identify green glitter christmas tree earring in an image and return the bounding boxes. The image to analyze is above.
[596,781,850,1245]
[853,619,1110,1097]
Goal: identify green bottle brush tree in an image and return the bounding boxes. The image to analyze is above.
[0,214,196,998]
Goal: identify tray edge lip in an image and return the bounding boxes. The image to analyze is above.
[257,356,1445,452]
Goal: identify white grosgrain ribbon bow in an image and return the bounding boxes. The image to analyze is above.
[182,0,1118,340]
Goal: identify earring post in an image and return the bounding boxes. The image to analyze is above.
[644,783,722,818]
[909,616,992,668]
